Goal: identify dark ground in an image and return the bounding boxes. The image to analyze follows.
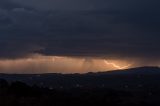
[0,79,160,106]
[0,67,160,106]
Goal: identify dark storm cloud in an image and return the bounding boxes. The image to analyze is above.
[12,0,160,12]
[0,0,160,60]
[0,0,20,10]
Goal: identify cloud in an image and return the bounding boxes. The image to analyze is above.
[11,0,110,10]
[0,0,159,64]
[11,0,160,11]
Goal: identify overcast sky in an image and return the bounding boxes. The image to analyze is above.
[0,0,159,73]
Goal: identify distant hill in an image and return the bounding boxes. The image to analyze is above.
[0,66,160,90]
[93,66,160,75]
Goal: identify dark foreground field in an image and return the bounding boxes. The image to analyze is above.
[0,79,160,106]
[0,67,160,106]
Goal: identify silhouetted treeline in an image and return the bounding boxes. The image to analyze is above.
[0,79,160,106]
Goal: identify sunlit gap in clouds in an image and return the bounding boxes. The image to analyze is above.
[0,54,133,74]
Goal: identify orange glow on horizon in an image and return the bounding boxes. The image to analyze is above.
[0,55,133,73]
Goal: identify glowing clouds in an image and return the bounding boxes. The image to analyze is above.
[0,55,86,73]
[0,55,133,73]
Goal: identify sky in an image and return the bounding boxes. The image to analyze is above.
[0,0,160,73]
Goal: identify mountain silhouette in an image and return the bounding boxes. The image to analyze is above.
[0,66,160,90]
[94,66,160,75]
